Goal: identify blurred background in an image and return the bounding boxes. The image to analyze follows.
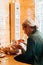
[0,0,43,47]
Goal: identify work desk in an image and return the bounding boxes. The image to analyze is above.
[0,55,31,65]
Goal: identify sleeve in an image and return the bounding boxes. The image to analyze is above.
[24,37,35,64]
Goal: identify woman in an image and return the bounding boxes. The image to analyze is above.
[14,18,43,65]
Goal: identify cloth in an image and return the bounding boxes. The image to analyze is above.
[14,30,43,65]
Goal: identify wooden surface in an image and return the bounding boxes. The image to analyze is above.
[0,55,31,65]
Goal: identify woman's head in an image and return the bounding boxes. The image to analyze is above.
[22,18,37,36]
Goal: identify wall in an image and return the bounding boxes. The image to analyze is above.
[20,0,35,38]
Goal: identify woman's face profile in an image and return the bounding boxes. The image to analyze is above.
[23,24,32,36]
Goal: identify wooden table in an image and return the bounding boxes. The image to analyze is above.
[0,55,31,65]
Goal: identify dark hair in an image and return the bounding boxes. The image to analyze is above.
[30,26,37,30]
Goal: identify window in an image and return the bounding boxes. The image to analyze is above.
[0,0,10,47]
[35,0,43,33]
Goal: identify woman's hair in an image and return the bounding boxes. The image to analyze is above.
[22,18,38,30]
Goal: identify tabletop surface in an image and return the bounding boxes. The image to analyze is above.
[0,55,31,65]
